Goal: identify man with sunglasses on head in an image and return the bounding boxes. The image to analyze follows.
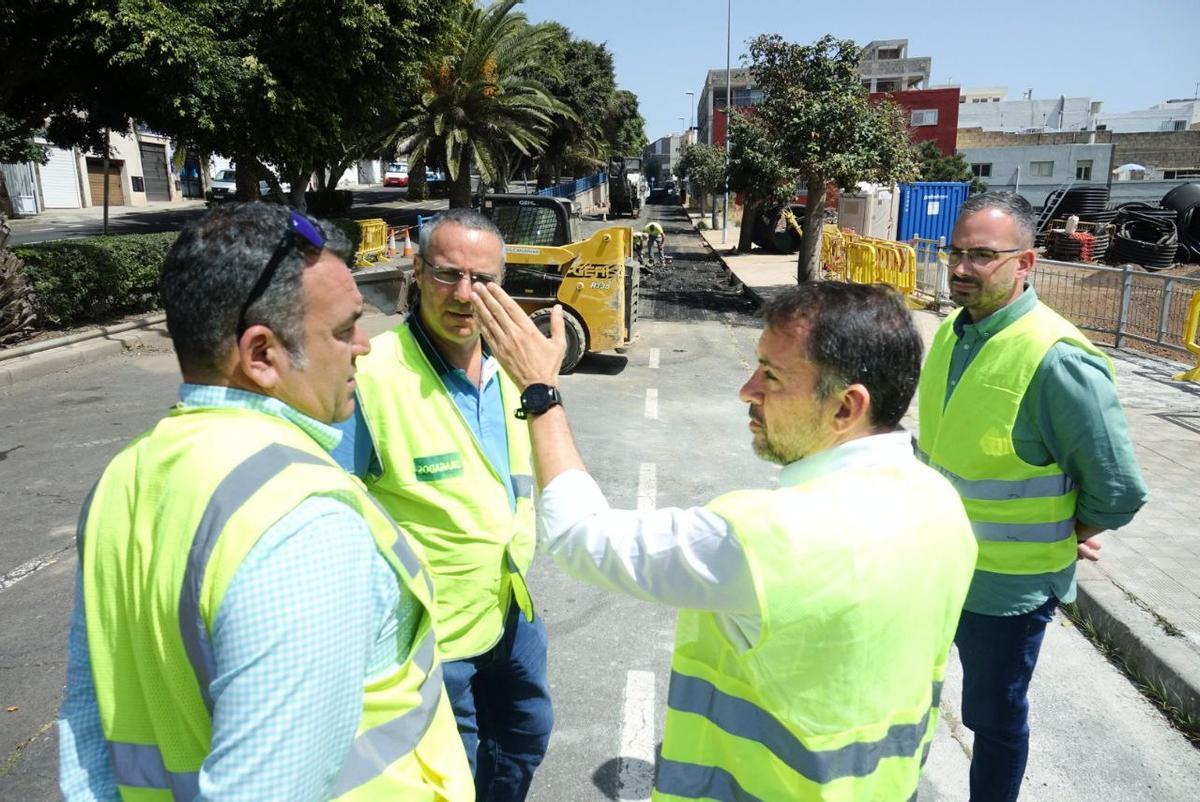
[59,203,472,801]
[916,192,1148,802]
[334,208,551,802]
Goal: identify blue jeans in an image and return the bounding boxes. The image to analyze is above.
[442,603,553,802]
[954,597,1058,802]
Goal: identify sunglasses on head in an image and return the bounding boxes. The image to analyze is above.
[237,210,326,334]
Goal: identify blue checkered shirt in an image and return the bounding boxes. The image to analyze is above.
[58,385,421,801]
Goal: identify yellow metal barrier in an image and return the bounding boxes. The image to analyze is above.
[822,225,918,299]
[1174,290,1200,383]
[821,225,848,280]
[354,218,389,267]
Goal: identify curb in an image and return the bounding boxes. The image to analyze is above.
[1072,566,1200,721]
[0,319,172,388]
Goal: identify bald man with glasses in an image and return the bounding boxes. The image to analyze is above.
[334,208,552,802]
[916,192,1148,802]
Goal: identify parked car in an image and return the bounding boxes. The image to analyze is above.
[206,169,290,202]
[384,162,409,187]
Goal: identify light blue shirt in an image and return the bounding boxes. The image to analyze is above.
[333,312,515,510]
[59,385,421,801]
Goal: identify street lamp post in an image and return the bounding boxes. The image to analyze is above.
[685,91,695,139]
[723,0,731,244]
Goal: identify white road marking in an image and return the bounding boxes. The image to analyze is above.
[648,348,660,369]
[637,463,656,512]
[66,224,85,228]
[0,540,74,592]
[31,227,54,232]
[644,388,658,420]
[617,669,657,800]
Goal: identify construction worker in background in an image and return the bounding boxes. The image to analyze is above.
[918,192,1148,802]
[643,220,666,266]
[631,229,646,266]
[471,279,978,801]
[334,208,552,802]
[58,203,471,801]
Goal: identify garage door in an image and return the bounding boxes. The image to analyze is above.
[138,142,171,201]
[86,159,125,206]
[38,147,82,208]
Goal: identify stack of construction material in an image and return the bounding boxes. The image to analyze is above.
[1107,204,1179,271]
[1045,220,1111,262]
[1161,183,1200,263]
[1036,185,1113,246]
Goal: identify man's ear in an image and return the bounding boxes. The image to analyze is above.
[1015,248,1036,281]
[831,383,872,435]
[236,325,287,390]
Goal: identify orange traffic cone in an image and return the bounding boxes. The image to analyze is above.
[402,228,413,258]
[387,229,398,257]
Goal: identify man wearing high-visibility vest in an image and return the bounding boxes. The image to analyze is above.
[57,203,472,801]
[471,280,979,801]
[644,220,666,266]
[334,209,552,802]
[917,192,1148,802]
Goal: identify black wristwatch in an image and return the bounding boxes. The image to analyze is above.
[515,383,563,419]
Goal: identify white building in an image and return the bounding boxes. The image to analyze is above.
[1094,99,1200,133]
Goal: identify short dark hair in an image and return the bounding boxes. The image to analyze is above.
[956,191,1036,248]
[762,282,922,429]
[160,202,352,373]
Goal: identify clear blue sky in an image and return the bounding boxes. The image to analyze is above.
[518,0,1200,144]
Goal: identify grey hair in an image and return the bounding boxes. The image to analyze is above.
[160,202,352,374]
[418,208,505,268]
[956,191,1037,248]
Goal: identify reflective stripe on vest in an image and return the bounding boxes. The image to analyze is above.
[331,630,442,796]
[107,741,199,799]
[665,671,944,788]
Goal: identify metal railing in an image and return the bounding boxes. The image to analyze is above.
[909,237,1200,360]
[536,171,608,199]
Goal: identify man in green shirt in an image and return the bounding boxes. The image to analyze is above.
[916,192,1148,802]
[643,221,666,266]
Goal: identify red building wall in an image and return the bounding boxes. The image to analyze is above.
[868,86,960,155]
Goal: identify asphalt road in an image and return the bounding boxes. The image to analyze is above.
[2,202,1198,799]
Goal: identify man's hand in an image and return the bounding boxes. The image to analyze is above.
[1076,524,1104,562]
[471,282,566,388]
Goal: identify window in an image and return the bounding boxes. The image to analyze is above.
[992,97,1001,102]
[864,81,873,92]
[960,96,967,104]
[1164,168,1200,180]
[875,80,899,93]
[876,47,902,60]
[1172,120,1187,131]
[1075,160,1093,181]
[1096,124,1107,131]
[971,163,992,178]
[910,109,939,126]
[972,97,984,103]
[1030,161,1054,177]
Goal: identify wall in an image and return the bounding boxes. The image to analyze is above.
[870,87,959,154]
[957,128,1200,182]
[957,143,1114,205]
[956,97,1094,132]
[1095,101,1200,134]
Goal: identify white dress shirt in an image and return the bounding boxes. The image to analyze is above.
[536,431,919,650]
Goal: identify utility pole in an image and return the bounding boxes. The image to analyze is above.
[686,91,695,138]
[722,0,731,244]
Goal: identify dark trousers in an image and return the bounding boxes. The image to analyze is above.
[442,603,553,802]
[954,597,1058,802]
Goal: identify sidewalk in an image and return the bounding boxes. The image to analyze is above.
[691,212,1200,721]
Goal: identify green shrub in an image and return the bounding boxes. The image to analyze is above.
[13,232,178,326]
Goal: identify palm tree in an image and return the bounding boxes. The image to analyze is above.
[396,0,573,208]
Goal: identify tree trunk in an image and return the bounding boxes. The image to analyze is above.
[0,171,13,218]
[797,177,826,283]
[233,154,261,202]
[449,152,473,209]
[407,158,428,200]
[285,168,308,211]
[738,200,759,253]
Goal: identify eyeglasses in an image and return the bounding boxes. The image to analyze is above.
[939,246,1026,267]
[422,261,500,287]
[237,210,326,334]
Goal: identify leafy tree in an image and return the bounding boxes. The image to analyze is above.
[726,110,798,252]
[677,143,726,228]
[396,0,571,207]
[748,34,918,281]
[915,140,985,192]
[606,90,648,157]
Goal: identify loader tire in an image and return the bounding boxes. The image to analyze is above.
[530,307,587,374]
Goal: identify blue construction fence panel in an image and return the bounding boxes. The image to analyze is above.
[536,170,607,199]
[897,182,969,243]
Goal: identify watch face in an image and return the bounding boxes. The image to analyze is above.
[522,385,552,410]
